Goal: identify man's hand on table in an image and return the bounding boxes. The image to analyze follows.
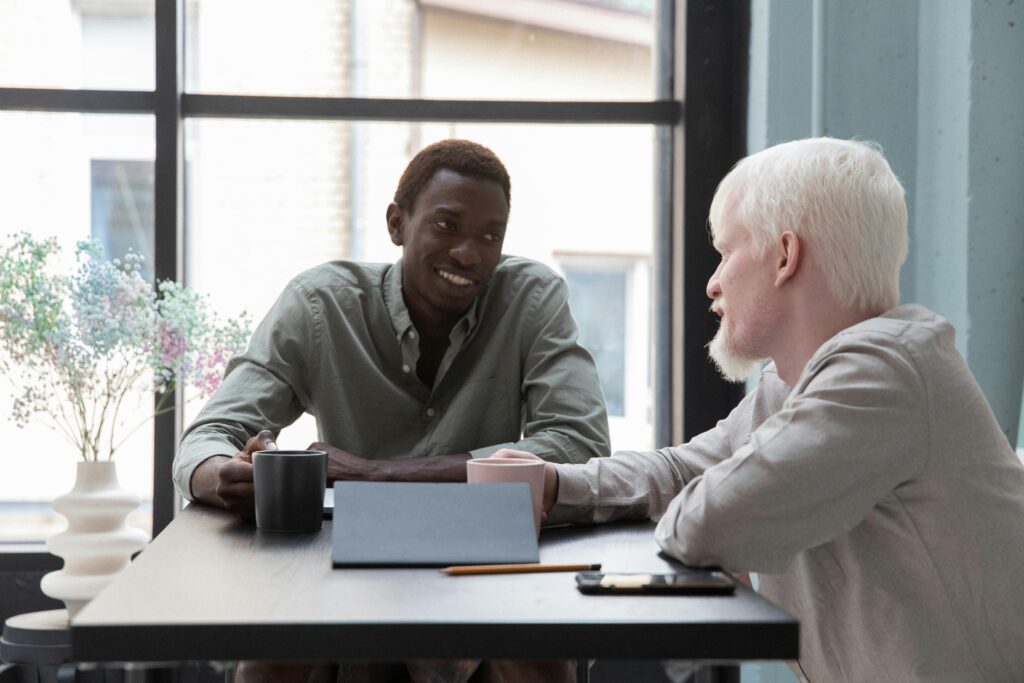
[490,448,559,520]
[312,441,472,483]
[489,450,753,587]
[191,430,278,520]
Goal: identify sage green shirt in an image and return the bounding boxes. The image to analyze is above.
[174,256,610,499]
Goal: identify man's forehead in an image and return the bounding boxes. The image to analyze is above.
[412,174,508,229]
[711,209,750,250]
[709,178,746,245]
[420,170,506,205]
[710,202,734,245]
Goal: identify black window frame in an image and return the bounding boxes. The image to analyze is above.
[0,0,749,542]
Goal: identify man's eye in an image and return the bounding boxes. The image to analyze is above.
[484,233,504,244]
[435,219,455,231]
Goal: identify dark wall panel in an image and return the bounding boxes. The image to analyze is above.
[0,554,63,625]
[682,0,751,439]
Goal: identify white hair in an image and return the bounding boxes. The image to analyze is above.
[709,137,909,312]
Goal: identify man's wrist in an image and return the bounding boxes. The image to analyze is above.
[544,462,559,514]
[190,455,231,507]
[327,452,472,483]
[392,453,471,482]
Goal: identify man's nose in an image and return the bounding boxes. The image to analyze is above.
[450,240,482,268]
[706,263,723,300]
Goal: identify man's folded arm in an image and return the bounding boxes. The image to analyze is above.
[175,359,307,502]
[548,447,696,525]
[175,282,315,501]
[543,399,752,526]
[653,347,928,573]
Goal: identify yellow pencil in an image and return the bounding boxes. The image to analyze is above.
[441,563,601,576]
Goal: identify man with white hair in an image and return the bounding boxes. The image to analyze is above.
[499,138,1024,681]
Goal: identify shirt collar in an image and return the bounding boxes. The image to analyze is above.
[383,258,486,342]
[383,259,414,341]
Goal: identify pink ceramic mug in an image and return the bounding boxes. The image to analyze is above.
[466,457,545,535]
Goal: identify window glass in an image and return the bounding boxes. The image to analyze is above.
[562,257,652,449]
[91,159,155,282]
[184,119,655,451]
[0,112,155,543]
[0,0,154,90]
[564,270,628,415]
[0,0,661,544]
[186,0,653,100]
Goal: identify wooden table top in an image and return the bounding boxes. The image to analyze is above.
[72,503,798,663]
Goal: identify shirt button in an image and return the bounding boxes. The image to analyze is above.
[426,408,435,417]
[402,364,410,374]
[409,330,417,340]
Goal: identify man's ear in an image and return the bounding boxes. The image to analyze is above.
[386,203,404,246]
[774,231,800,287]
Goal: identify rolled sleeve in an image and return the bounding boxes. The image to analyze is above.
[548,385,770,528]
[173,281,315,500]
[546,404,747,526]
[173,436,239,502]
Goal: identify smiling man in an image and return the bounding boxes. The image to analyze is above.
[174,140,606,682]
[498,138,1024,682]
[174,138,609,516]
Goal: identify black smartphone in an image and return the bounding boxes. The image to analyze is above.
[575,571,736,595]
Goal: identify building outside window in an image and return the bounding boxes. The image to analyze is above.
[0,0,660,543]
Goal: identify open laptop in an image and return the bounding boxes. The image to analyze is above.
[329,481,539,568]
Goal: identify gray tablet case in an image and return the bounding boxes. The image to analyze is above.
[331,481,540,567]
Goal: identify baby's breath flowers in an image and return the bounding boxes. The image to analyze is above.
[0,232,250,461]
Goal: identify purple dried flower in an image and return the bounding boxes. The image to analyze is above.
[0,233,251,461]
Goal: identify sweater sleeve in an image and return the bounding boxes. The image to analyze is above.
[654,339,929,573]
[546,388,761,525]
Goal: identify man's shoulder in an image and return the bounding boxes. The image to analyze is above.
[489,255,563,291]
[837,304,955,354]
[804,304,959,393]
[289,260,390,298]
[472,257,566,327]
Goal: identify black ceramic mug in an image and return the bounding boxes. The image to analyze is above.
[253,450,327,532]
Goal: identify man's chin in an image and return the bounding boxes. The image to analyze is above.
[427,292,476,318]
[707,333,763,383]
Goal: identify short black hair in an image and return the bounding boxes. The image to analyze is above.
[393,139,511,212]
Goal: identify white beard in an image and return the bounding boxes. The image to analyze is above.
[707,326,764,383]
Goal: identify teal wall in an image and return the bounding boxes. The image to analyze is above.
[748,0,1024,444]
[744,2,1023,680]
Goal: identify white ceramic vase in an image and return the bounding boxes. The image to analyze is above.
[40,461,149,619]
